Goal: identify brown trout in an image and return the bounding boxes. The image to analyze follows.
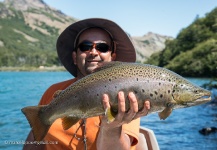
[21,62,211,141]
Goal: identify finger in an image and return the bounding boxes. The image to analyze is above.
[140,100,150,115]
[102,94,110,110]
[124,92,138,123]
[128,92,139,113]
[134,100,150,119]
[144,101,151,110]
[115,91,125,122]
[101,94,112,125]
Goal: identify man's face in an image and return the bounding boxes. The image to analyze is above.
[73,28,115,77]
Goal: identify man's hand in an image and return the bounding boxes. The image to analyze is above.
[96,91,150,150]
[101,91,150,129]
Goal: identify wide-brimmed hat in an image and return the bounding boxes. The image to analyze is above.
[56,18,136,76]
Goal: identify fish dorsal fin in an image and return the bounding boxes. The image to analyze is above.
[52,90,63,98]
[92,61,124,73]
[62,116,80,130]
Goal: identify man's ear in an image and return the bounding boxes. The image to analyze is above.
[111,53,116,61]
[72,51,77,65]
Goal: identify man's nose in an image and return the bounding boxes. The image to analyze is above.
[89,47,99,55]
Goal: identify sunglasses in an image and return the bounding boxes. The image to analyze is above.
[77,41,111,53]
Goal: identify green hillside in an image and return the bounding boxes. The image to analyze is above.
[145,7,217,77]
[0,3,63,68]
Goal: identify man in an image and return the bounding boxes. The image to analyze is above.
[23,18,151,150]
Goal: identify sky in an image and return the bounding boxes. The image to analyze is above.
[1,0,217,37]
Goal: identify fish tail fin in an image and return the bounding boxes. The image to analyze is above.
[21,105,51,141]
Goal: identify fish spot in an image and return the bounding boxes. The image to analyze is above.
[168,90,171,94]
[142,89,145,93]
[97,94,99,97]
[109,79,112,82]
[159,82,161,86]
[154,91,158,95]
[136,78,139,81]
[150,93,153,97]
[160,94,163,98]
[134,90,138,94]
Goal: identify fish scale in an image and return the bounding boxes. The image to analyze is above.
[21,62,211,141]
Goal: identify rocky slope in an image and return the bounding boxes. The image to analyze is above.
[131,32,173,62]
[2,0,77,34]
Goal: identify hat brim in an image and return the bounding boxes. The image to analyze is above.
[56,18,136,76]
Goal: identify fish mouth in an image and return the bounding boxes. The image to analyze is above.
[186,95,211,106]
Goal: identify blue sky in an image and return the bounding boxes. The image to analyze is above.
[42,0,217,37]
[1,0,217,37]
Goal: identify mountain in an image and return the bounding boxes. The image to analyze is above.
[0,0,170,68]
[2,0,77,34]
[0,0,77,67]
[131,32,173,63]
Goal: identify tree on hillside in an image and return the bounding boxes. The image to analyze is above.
[145,7,217,77]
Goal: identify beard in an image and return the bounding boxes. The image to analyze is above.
[84,61,99,75]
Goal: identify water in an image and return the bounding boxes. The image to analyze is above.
[0,72,216,150]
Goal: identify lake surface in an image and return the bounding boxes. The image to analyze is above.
[0,72,216,150]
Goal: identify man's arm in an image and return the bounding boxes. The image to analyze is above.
[97,91,150,150]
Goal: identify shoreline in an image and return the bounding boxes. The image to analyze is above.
[0,66,67,72]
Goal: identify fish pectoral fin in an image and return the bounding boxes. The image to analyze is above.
[158,107,173,120]
[105,108,116,123]
[62,116,80,130]
[52,90,63,98]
